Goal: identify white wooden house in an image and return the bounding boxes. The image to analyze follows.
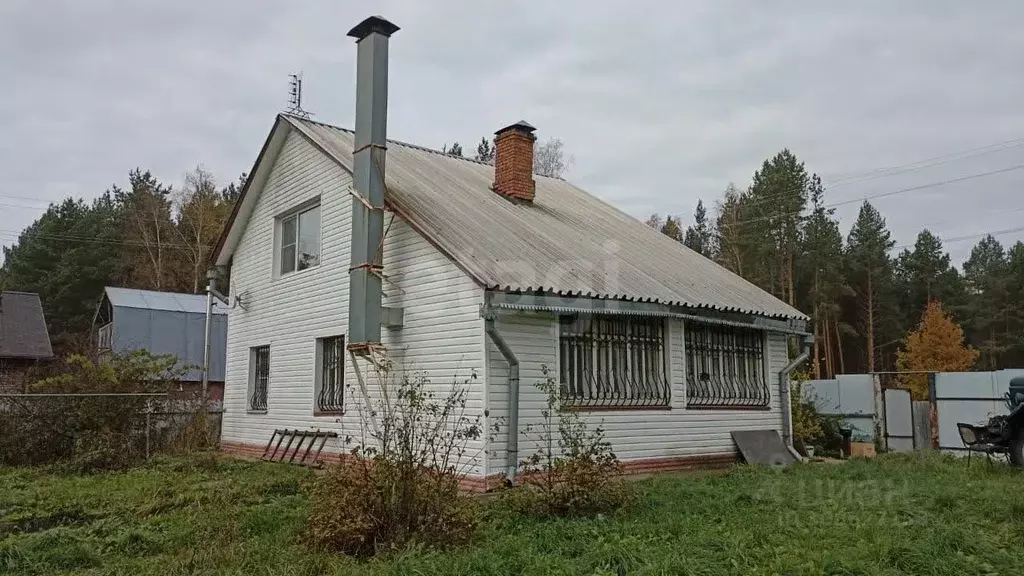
[212,16,810,489]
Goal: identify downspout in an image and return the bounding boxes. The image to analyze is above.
[202,271,216,406]
[484,314,520,484]
[780,334,813,460]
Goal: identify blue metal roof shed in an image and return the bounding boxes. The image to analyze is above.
[94,287,228,382]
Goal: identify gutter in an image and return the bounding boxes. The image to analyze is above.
[483,300,520,484]
[779,334,813,461]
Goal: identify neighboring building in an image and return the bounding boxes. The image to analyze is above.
[212,16,808,489]
[0,291,53,393]
[93,287,228,401]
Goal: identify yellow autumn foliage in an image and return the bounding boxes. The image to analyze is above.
[896,301,979,399]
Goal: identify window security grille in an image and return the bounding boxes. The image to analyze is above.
[316,336,345,413]
[559,314,670,409]
[685,323,768,408]
[250,346,270,411]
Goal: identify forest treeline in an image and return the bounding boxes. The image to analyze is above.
[0,167,243,352]
[647,149,1024,377]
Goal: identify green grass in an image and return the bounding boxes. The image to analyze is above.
[2,453,1023,575]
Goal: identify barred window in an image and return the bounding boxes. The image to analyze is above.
[685,323,768,408]
[249,345,270,412]
[559,314,670,409]
[315,335,345,414]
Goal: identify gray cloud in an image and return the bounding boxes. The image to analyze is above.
[2,0,1023,265]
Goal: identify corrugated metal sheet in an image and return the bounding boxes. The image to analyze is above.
[104,287,227,315]
[284,115,807,320]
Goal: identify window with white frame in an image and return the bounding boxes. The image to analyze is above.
[279,204,321,275]
[248,345,270,412]
[684,322,768,408]
[314,335,345,414]
[558,314,670,409]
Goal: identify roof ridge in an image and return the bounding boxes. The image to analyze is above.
[0,290,41,296]
[106,286,204,296]
[281,113,564,180]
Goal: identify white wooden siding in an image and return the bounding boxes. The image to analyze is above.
[221,128,486,475]
[486,313,788,470]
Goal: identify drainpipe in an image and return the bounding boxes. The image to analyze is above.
[484,314,520,484]
[202,270,217,406]
[779,334,813,460]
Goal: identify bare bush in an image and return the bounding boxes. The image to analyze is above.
[500,365,635,518]
[0,351,210,471]
[306,364,483,557]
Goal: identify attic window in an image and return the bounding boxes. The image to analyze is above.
[279,204,321,275]
[558,314,670,409]
[684,322,769,409]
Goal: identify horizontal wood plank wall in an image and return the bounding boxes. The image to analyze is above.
[220,130,486,475]
[486,313,787,475]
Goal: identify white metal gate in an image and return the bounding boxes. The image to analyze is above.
[884,388,914,452]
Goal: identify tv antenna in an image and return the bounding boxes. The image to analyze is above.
[285,73,312,118]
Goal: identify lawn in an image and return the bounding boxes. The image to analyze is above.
[1,453,1023,575]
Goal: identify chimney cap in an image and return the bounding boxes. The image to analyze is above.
[347,15,400,40]
[495,120,536,136]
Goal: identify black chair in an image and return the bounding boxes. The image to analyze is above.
[957,422,1007,466]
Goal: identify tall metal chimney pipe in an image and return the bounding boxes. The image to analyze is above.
[346,16,399,352]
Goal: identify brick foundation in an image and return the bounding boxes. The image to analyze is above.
[221,441,739,491]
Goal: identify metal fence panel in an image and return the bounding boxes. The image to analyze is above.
[884,388,913,452]
[934,371,1012,451]
[803,375,875,441]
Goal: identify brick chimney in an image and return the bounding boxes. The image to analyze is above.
[492,120,536,202]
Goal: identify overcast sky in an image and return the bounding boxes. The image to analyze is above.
[2,0,1023,265]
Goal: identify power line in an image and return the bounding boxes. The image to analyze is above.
[827,136,1024,186]
[720,136,1024,214]
[0,229,211,250]
[732,164,1024,229]
[892,225,1024,252]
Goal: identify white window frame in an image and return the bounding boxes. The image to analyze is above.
[314,335,345,415]
[275,200,321,277]
[248,345,270,413]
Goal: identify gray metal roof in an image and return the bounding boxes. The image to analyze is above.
[104,287,227,315]
[0,291,53,359]
[277,116,806,320]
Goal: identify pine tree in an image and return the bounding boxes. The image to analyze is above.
[845,202,896,373]
[962,235,1011,369]
[683,199,713,258]
[893,229,965,334]
[713,183,747,276]
[744,150,809,304]
[0,195,122,347]
[1005,241,1024,366]
[442,142,463,157]
[798,175,849,377]
[474,137,494,163]
[896,301,979,399]
[644,214,683,242]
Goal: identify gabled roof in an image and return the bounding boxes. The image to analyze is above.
[103,287,227,315]
[215,114,806,321]
[0,291,53,359]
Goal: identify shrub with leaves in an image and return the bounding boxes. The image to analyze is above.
[0,350,194,470]
[306,366,482,558]
[501,365,635,518]
[790,379,845,458]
